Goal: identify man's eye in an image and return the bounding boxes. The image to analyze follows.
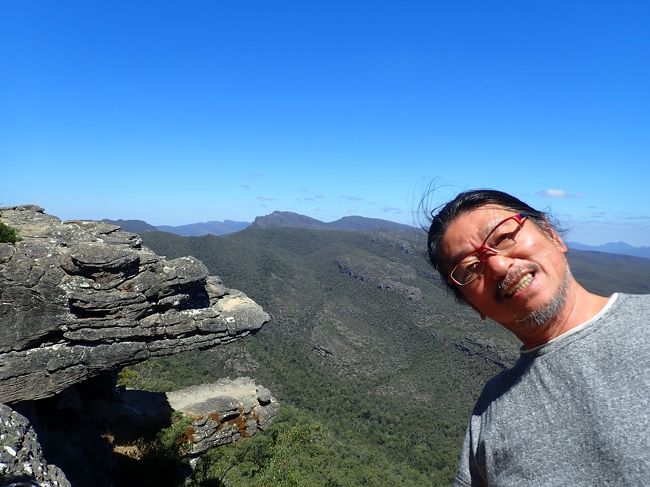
[490,231,516,248]
[461,260,481,277]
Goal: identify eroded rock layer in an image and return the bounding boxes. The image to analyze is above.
[0,205,270,403]
[166,377,279,455]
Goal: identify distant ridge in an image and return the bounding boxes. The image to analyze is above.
[251,211,415,232]
[99,218,650,258]
[568,241,650,260]
[157,220,250,237]
[332,215,415,232]
[252,211,326,230]
[101,219,250,236]
[101,219,159,233]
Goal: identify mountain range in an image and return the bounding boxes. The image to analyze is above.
[157,220,249,236]
[567,241,650,259]
[102,211,415,236]
[104,213,649,260]
[101,218,249,237]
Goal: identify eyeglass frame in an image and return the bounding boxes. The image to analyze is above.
[448,213,529,286]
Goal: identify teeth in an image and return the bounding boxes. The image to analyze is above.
[507,273,533,296]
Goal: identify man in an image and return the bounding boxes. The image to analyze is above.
[425,189,649,486]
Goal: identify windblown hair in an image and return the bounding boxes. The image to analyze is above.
[425,189,555,302]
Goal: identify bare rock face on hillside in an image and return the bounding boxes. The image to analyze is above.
[166,377,279,455]
[0,204,270,404]
[335,253,422,301]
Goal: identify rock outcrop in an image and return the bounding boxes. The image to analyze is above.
[166,377,279,455]
[0,403,71,486]
[335,254,422,301]
[0,205,274,485]
[453,334,518,370]
[0,205,270,404]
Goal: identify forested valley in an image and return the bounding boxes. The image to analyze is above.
[119,225,650,486]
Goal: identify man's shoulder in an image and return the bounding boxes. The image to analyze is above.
[604,293,650,327]
[472,360,529,416]
[616,292,650,309]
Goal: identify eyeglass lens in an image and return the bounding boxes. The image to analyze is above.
[451,217,524,284]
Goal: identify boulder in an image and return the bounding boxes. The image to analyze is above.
[166,377,279,455]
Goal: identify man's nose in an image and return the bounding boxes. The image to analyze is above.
[482,253,512,280]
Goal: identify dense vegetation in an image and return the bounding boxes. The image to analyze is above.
[188,405,432,486]
[115,403,432,486]
[120,227,650,486]
[0,221,19,243]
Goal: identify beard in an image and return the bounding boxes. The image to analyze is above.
[512,266,571,328]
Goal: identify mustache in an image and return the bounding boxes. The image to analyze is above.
[497,263,540,299]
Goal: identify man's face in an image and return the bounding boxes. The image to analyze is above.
[440,204,570,331]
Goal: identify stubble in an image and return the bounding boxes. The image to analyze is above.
[513,266,571,328]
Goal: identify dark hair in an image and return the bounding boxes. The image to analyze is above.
[426,189,553,302]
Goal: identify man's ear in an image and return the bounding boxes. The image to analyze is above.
[540,221,568,253]
[547,228,568,253]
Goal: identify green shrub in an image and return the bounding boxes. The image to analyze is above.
[0,222,19,244]
[158,412,195,456]
[117,367,140,388]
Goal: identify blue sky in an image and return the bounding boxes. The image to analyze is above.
[2,1,649,245]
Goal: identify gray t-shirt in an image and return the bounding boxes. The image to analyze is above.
[455,293,650,486]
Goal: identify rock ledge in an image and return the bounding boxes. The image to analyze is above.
[0,205,270,403]
[166,377,279,455]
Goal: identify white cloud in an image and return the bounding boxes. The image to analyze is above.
[536,189,581,198]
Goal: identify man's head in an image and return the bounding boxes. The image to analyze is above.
[426,189,571,331]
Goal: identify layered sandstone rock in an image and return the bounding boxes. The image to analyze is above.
[0,205,270,404]
[166,377,279,455]
[0,205,274,484]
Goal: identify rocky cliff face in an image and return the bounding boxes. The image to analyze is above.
[0,205,269,404]
[0,204,272,485]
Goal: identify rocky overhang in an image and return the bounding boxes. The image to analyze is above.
[0,205,270,404]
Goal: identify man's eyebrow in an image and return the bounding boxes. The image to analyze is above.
[445,219,499,266]
[446,247,476,268]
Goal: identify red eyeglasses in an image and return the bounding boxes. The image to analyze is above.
[449,213,528,286]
